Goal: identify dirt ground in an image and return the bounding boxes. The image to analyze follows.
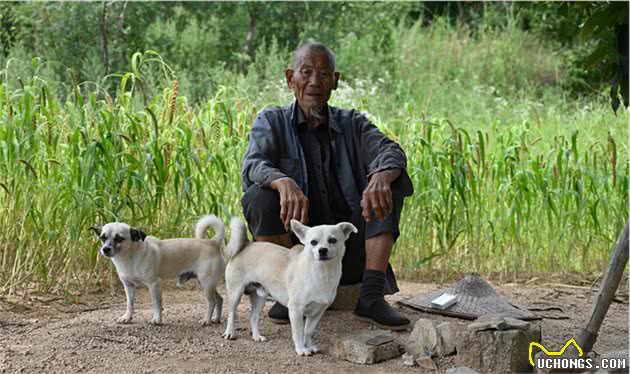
[0,280,627,374]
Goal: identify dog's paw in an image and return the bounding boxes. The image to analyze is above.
[149,317,162,325]
[222,331,237,340]
[296,348,313,356]
[307,345,320,354]
[201,317,221,326]
[116,315,132,324]
[252,334,267,342]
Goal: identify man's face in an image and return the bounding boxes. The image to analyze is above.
[285,50,340,118]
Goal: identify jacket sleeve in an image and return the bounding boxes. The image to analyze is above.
[355,113,407,175]
[241,114,288,190]
[354,112,414,196]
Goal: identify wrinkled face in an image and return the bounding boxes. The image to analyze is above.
[90,223,146,258]
[291,220,358,262]
[285,49,340,118]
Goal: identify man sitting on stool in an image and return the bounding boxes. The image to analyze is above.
[240,41,413,330]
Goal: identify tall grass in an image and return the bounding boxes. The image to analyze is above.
[393,117,627,279]
[0,53,250,292]
[0,20,627,293]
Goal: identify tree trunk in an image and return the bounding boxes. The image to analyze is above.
[240,3,257,73]
[575,220,629,354]
[118,1,128,70]
[99,1,110,75]
[456,2,465,25]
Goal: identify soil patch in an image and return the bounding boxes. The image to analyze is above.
[0,281,627,373]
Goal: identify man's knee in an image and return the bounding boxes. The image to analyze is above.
[365,192,405,241]
[241,184,286,236]
[242,184,281,214]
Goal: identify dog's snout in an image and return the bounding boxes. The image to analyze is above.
[318,248,328,256]
[103,246,113,255]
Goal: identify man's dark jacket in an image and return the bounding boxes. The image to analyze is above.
[241,101,413,215]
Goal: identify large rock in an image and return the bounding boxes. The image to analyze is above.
[457,314,541,373]
[406,318,467,358]
[455,324,541,373]
[330,330,404,364]
[438,320,468,355]
[406,319,439,357]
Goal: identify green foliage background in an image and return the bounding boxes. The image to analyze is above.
[0,2,627,292]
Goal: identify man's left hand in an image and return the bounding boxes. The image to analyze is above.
[361,169,401,222]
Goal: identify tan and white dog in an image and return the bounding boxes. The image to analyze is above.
[222,217,357,356]
[90,215,226,325]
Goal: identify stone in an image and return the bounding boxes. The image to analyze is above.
[402,353,416,367]
[446,368,480,374]
[467,314,531,332]
[416,354,438,370]
[406,319,466,358]
[503,317,531,331]
[406,319,439,357]
[528,321,542,343]
[437,321,468,355]
[329,283,361,311]
[455,326,541,373]
[330,330,404,364]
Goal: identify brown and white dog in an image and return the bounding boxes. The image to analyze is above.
[90,215,225,325]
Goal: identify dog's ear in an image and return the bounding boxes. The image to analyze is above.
[89,224,102,237]
[130,228,146,242]
[290,219,310,243]
[336,222,358,240]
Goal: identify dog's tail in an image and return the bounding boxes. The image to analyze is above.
[224,217,248,261]
[194,214,225,242]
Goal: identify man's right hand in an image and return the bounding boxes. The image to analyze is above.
[270,177,309,231]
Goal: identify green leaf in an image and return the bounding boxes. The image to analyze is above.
[584,44,615,69]
[579,5,617,41]
[610,78,621,114]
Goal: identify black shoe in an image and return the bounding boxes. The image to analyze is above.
[268,302,290,324]
[353,269,410,330]
[353,297,410,330]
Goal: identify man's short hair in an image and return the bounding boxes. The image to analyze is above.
[291,42,336,71]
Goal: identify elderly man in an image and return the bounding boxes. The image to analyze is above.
[240,41,413,330]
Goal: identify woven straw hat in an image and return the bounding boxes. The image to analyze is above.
[399,273,539,320]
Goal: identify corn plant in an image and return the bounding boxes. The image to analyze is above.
[0,53,627,294]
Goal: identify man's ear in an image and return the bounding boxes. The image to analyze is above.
[89,224,102,237]
[336,222,358,240]
[130,228,146,242]
[285,69,295,89]
[290,219,310,243]
[333,72,340,90]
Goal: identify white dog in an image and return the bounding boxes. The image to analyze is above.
[222,218,357,356]
[90,215,226,325]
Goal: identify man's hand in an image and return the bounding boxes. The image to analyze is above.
[361,169,401,222]
[270,177,309,231]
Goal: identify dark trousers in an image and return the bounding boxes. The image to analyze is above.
[241,184,406,294]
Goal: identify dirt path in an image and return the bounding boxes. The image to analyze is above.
[1,281,627,373]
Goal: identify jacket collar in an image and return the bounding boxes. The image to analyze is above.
[290,100,341,133]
